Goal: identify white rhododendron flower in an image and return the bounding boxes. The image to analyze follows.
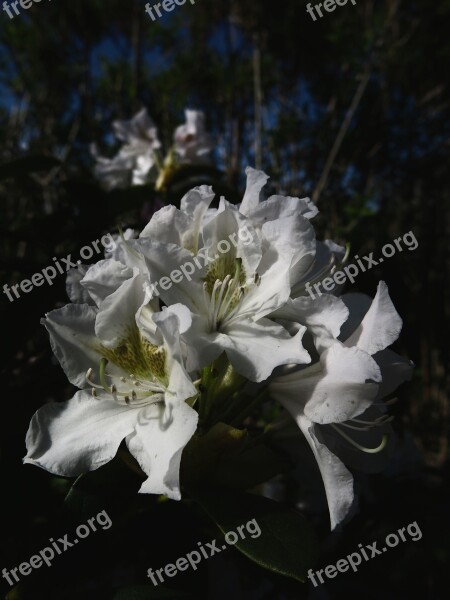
[24,271,197,500]
[174,109,214,164]
[131,169,316,381]
[24,167,412,528]
[92,108,162,190]
[90,145,135,191]
[270,282,413,529]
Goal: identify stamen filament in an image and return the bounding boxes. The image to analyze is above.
[331,424,389,454]
[99,358,112,393]
[213,275,231,324]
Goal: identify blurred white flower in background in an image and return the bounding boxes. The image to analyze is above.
[91,108,162,190]
[174,109,214,165]
[91,108,214,191]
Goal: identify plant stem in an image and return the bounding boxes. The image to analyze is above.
[228,386,270,427]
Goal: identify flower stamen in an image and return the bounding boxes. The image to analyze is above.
[330,424,389,454]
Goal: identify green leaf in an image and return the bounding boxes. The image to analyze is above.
[189,487,319,583]
[0,156,61,180]
[113,585,193,599]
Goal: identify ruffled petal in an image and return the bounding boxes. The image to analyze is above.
[180,186,216,250]
[271,294,349,354]
[261,213,316,277]
[254,194,318,222]
[202,202,262,275]
[66,265,94,305]
[81,259,133,306]
[140,205,193,247]
[126,401,198,499]
[291,240,346,299]
[239,167,269,216]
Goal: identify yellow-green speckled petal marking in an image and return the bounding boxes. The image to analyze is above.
[96,325,167,383]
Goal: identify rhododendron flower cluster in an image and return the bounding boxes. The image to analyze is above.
[24,167,412,529]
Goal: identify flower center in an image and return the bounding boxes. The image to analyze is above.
[86,326,167,406]
[202,258,248,331]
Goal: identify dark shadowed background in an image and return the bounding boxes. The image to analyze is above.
[0,0,448,598]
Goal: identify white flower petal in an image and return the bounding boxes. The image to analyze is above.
[202,203,262,275]
[264,194,318,220]
[66,265,94,305]
[107,238,145,273]
[180,186,216,250]
[271,295,349,354]
[237,254,292,321]
[271,344,380,424]
[126,401,198,499]
[174,110,214,163]
[93,152,132,191]
[291,240,345,299]
[345,282,402,355]
[23,390,140,476]
[304,345,381,423]
[82,259,133,306]
[177,313,226,373]
[94,273,147,348]
[140,188,215,252]
[261,213,316,275]
[139,239,204,310]
[152,309,197,403]
[297,415,355,530]
[139,205,191,246]
[132,151,155,185]
[42,304,99,388]
[104,228,136,260]
[221,319,310,382]
[113,108,160,147]
[168,305,194,336]
[239,167,269,216]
